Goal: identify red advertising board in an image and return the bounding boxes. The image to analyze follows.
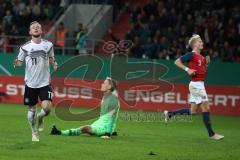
[0,76,239,116]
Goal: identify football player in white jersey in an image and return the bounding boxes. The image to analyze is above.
[13,21,58,142]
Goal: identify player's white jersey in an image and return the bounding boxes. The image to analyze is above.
[17,39,54,88]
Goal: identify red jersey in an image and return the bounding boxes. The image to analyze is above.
[180,51,206,81]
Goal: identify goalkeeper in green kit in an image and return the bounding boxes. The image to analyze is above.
[50,77,120,138]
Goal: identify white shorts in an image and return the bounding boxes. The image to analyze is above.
[189,81,208,104]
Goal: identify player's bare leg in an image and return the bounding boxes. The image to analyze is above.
[200,102,224,140]
[190,103,198,115]
[27,105,39,142]
[37,100,52,131]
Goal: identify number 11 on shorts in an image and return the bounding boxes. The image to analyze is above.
[48,91,52,99]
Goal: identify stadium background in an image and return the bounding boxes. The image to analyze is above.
[0,1,240,160]
[0,0,239,116]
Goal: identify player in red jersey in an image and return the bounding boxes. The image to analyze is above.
[164,34,224,140]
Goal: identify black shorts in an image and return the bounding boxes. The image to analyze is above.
[24,85,53,106]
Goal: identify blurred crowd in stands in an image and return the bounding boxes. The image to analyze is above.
[0,0,239,63]
[0,0,64,52]
[0,0,125,54]
[124,0,240,62]
[0,0,63,36]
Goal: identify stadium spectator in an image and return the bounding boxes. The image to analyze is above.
[75,22,83,44]
[27,0,41,20]
[75,22,88,55]
[76,27,88,55]
[220,41,234,62]
[0,31,11,53]
[9,24,19,36]
[55,22,68,55]
[130,36,144,58]
[2,10,13,35]
[12,0,26,16]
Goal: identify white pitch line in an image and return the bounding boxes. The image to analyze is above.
[0,64,12,76]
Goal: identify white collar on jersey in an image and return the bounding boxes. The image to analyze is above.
[31,39,43,44]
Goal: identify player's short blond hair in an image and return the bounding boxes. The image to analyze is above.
[188,34,201,48]
[29,21,41,28]
[106,77,117,92]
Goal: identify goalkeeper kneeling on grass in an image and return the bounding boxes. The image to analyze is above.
[50,77,120,138]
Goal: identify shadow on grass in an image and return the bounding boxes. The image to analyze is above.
[6,141,47,150]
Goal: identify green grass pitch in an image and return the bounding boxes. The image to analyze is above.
[0,104,239,160]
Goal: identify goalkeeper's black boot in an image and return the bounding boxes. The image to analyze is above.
[112,131,118,136]
[50,124,61,135]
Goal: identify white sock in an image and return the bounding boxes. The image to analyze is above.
[37,109,47,119]
[27,107,37,134]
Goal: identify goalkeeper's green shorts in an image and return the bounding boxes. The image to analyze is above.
[90,113,114,136]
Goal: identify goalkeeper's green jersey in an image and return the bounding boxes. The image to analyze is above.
[100,93,120,131]
[100,93,120,116]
